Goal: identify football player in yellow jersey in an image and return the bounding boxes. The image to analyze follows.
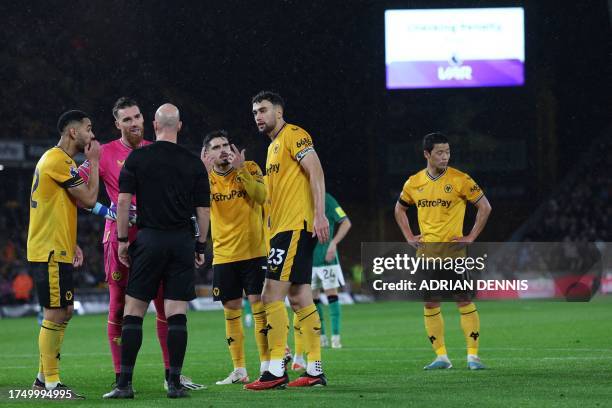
[245,91,329,390]
[200,130,270,385]
[27,110,100,395]
[394,132,492,371]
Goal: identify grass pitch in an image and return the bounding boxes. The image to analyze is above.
[1,297,611,407]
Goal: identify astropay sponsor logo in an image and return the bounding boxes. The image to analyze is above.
[417,198,451,208]
[266,163,280,174]
[211,190,247,202]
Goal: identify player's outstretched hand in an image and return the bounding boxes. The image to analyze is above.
[118,242,130,267]
[73,245,84,267]
[195,252,205,267]
[229,144,245,169]
[201,151,215,173]
[313,213,330,243]
[85,140,100,162]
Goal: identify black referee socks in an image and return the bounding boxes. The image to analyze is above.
[167,314,188,387]
[118,315,144,388]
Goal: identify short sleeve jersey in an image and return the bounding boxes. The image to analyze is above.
[118,141,210,230]
[265,123,315,236]
[399,167,484,242]
[209,161,266,264]
[27,147,83,262]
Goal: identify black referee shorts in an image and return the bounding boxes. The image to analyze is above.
[127,228,196,302]
[212,257,266,302]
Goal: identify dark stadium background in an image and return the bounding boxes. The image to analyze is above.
[0,0,610,303]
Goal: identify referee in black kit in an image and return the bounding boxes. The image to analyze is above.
[104,103,211,399]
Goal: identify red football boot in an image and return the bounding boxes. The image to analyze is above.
[287,372,327,387]
[244,371,289,391]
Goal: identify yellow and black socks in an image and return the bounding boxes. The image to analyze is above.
[39,320,63,386]
[118,315,143,388]
[293,312,303,357]
[459,303,480,356]
[264,301,289,377]
[424,307,447,356]
[224,308,245,369]
[296,304,323,375]
[252,302,270,371]
[167,314,188,388]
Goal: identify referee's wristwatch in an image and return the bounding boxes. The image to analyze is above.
[195,240,207,254]
[117,236,129,243]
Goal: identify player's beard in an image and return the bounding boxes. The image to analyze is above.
[259,120,276,135]
[218,154,230,166]
[123,126,144,147]
[75,134,89,153]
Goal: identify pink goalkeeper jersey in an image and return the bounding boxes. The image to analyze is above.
[79,138,151,243]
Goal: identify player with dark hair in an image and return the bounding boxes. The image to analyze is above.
[245,91,329,390]
[29,110,100,396]
[201,130,269,385]
[79,97,203,391]
[104,103,210,399]
[394,132,492,370]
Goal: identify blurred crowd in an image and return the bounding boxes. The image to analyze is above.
[524,138,611,243]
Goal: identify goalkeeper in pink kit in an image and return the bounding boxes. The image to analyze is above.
[79,97,203,390]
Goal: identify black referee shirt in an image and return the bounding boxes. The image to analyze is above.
[119,141,210,231]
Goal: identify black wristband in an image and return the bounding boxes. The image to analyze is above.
[195,241,206,254]
[117,237,129,243]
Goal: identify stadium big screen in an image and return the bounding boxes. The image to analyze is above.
[385,8,525,89]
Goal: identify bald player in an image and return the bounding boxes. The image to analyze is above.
[104,104,210,399]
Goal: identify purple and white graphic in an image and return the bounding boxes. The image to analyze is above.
[385,8,525,89]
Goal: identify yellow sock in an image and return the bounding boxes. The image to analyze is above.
[39,320,63,384]
[459,303,480,356]
[224,308,245,368]
[424,307,446,356]
[264,301,288,360]
[252,302,270,362]
[58,322,67,355]
[296,304,321,362]
[293,312,304,356]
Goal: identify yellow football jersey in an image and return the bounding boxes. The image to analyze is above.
[399,167,484,243]
[27,147,84,263]
[266,123,315,235]
[209,161,266,264]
